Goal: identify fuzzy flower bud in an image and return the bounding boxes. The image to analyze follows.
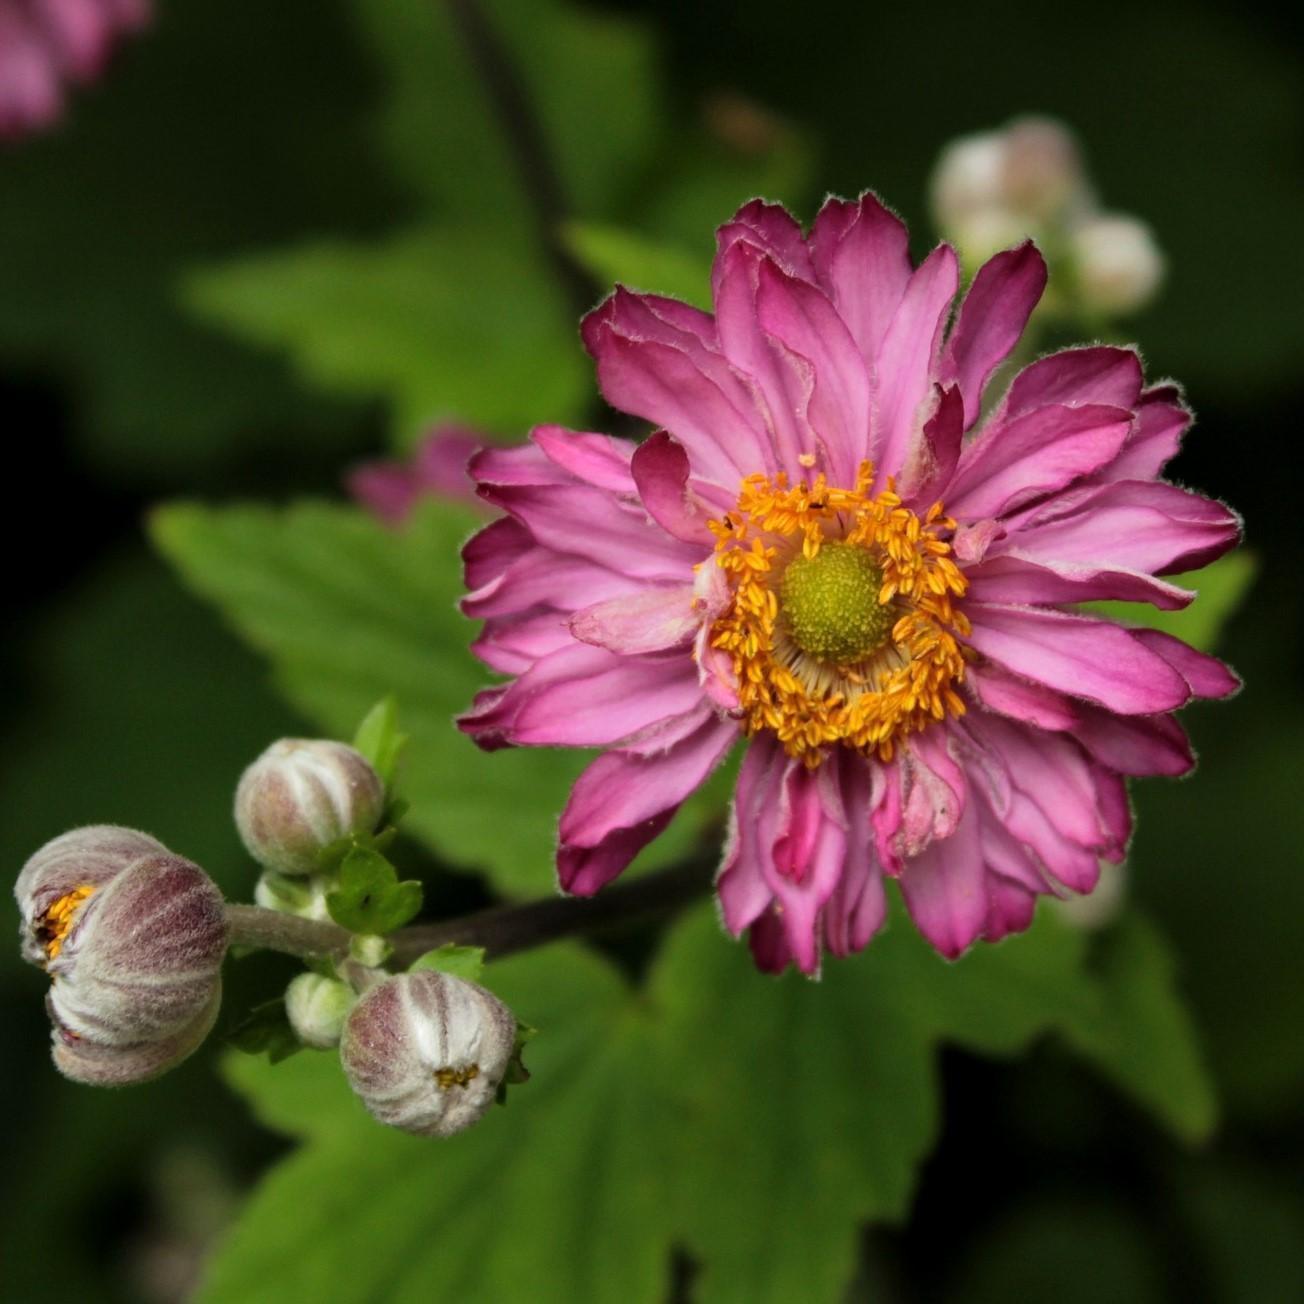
[340,971,516,1138]
[284,973,355,1050]
[234,739,385,876]
[1070,213,1165,316]
[16,825,229,1084]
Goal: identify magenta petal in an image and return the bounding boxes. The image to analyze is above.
[631,431,719,546]
[470,442,570,488]
[531,425,635,493]
[748,909,793,974]
[1000,345,1143,419]
[509,647,706,747]
[898,383,964,507]
[1132,629,1241,700]
[472,611,572,674]
[822,753,887,958]
[558,716,737,895]
[809,192,913,369]
[899,802,988,959]
[965,663,1080,731]
[871,243,959,481]
[753,255,871,483]
[1072,707,1194,777]
[463,518,531,592]
[940,242,1047,429]
[944,404,1133,519]
[964,553,1196,610]
[717,736,791,935]
[1099,385,1190,481]
[898,728,968,857]
[966,604,1191,714]
[569,585,699,655]
[463,546,637,620]
[723,199,816,281]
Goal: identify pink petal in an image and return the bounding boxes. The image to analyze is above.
[898,382,964,507]
[966,604,1192,714]
[471,611,572,674]
[1132,629,1241,700]
[463,541,639,620]
[508,647,706,747]
[964,553,1196,610]
[897,728,968,858]
[999,345,1143,420]
[822,753,887,957]
[809,192,913,371]
[754,255,871,483]
[722,199,816,281]
[747,909,793,974]
[569,585,700,655]
[531,425,635,493]
[899,801,989,959]
[871,243,959,483]
[964,663,1080,731]
[1072,707,1194,777]
[559,715,737,895]
[582,289,772,488]
[717,735,791,933]
[631,431,719,546]
[470,441,570,487]
[944,404,1133,519]
[1098,384,1191,482]
[939,241,1047,429]
[462,517,530,592]
[481,483,699,583]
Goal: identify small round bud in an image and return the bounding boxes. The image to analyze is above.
[285,973,355,1050]
[17,826,229,1084]
[1070,213,1165,316]
[234,739,385,876]
[340,971,516,1138]
[254,870,332,921]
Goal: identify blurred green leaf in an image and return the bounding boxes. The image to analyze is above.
[408,944,487,983]
[148,498,585,896]
[209,901,1213,1303]
[352,696,408,791]
[227,999,303,1065]
[563,221,710,306]
[184,224,589,451]
[351,0,659,222]
[1081,552,1256,652]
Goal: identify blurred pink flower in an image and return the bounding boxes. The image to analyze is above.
[459,196,1240,974]
[348,426,485,524]
[0,0,148,140]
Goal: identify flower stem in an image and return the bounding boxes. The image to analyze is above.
[224,856,716,969]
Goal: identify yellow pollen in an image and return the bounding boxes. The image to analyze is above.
[37,884,96,962]
[435,1064,481,1091]
[708,461,970,767]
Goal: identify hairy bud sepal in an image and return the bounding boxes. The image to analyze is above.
[235,740,386,876]
[17,826,229,1085]
[340,971,516,1138]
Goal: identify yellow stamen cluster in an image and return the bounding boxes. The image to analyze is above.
[36,884,96,962]
[708,461,970,767]
[435,1064,481,1091]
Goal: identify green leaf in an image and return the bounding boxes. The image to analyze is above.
[408,944,487,983]
[352,696,408,791]
[207,902,1213,1303]
[184,224,589,449]
[325,848,423,935]
[227,999,303,1065]
[1081,552,1257,653]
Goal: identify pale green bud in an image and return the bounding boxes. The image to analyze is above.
[284,973,355,1050]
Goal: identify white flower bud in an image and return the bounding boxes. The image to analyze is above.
[1070,213,1165,316]
[285,973,355,1050]
[254,870,333,921]
[16,826,229,1084]
[340,971,516,1138]
[234,740,385,876]
[930,129,1009,227]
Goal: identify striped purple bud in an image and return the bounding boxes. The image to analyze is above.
[234,740,385,876]
[17,825,229,1085]
[340,972,516,1138]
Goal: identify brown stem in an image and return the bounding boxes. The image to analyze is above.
[224,856,716,969]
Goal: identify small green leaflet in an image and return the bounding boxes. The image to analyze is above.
[226,999,304,1065]
[326,847,423,935]
[407,943,486,983]
[352,695,408,791]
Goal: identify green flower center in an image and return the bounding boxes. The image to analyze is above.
[779,541,892,666]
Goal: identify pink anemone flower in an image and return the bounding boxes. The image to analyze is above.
[0,0,148,140]
[459,195,1240,975]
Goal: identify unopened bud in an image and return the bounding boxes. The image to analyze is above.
[1070,213,1165,316]
[17,826,229,1084]
[340,971,516,1138]
[254,870,332,921]
[285,973,355,1049]
[235,740,385,876]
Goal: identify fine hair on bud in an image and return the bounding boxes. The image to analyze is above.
[285,973,355,1050]
[235,739,386,876]
[16,825,230,1085]
[340,971,516,1138]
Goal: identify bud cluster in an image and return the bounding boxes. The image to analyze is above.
[930,115,1165,318]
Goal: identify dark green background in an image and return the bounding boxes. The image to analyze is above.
[1,0,1299,1299]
